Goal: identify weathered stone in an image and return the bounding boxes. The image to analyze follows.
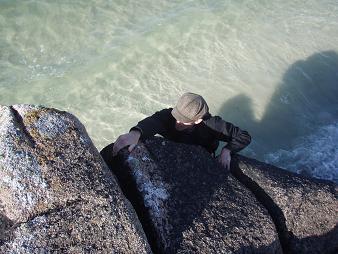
[101,137,282,254]
[232,155,338,254]
[0,105,152,253]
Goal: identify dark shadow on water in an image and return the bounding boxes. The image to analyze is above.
[219,50,338,159]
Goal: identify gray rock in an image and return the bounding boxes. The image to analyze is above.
[102,137,282,254]
[232,155,338,254]
[0,105,152,253]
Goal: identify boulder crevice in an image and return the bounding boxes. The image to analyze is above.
[232,155,338,254]
[102,137,283,254]
[9,106,36,148]
[231,157,292,253]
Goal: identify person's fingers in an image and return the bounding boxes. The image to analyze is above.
[226,160,230,170]
[128,144,136,152]
[218,156,226,168]
[112,147,118,156]
[112,138,124,156]
[112,142,119,156]
[222,159,227,168]
[223,159,227,169]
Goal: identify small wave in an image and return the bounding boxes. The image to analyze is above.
[265,122,338,184]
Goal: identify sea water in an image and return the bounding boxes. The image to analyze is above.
[1,0,337,183]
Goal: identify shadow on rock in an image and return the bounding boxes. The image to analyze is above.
[0,202,14,246]
[101,137,282,254]
[232,155,338,254]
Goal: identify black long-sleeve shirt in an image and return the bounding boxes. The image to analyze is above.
[130,108,251,154]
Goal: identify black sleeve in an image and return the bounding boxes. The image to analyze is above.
[204,116,251,153]
[129,108,173,139]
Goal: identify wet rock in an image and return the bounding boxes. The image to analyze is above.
[0,105,152,253]
[101,137,282,254]
[232,155,338,254]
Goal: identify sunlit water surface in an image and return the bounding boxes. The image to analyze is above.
[1,0,337,183]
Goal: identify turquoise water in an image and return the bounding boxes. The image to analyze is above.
[1,0,338,183]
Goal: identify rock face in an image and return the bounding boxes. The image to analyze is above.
[101,137,283,254]
[2,104,336,254]
[0,105,152,253]
[232,155,338,254]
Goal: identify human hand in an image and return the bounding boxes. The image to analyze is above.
[112,130,141,157]
[218,148,231,170]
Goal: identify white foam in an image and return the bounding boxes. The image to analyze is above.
[265,123,338,184]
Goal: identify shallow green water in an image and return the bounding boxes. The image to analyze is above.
[1,0,338,182]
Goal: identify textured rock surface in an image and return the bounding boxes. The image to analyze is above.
[101,137,282,254]
[0,105,152,253]
[232,155,338,254]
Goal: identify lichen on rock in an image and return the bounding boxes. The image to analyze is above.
[127,155,169,218]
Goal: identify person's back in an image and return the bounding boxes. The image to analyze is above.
[104,92,251,170]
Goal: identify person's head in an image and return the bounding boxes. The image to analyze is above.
[171,92,209,129]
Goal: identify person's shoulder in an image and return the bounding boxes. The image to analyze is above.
[203,113,224,124]
[158,107,173,114]
[202,114,229,131]
[154,108,175,120]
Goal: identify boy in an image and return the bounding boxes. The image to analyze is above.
[111,92,251,170]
